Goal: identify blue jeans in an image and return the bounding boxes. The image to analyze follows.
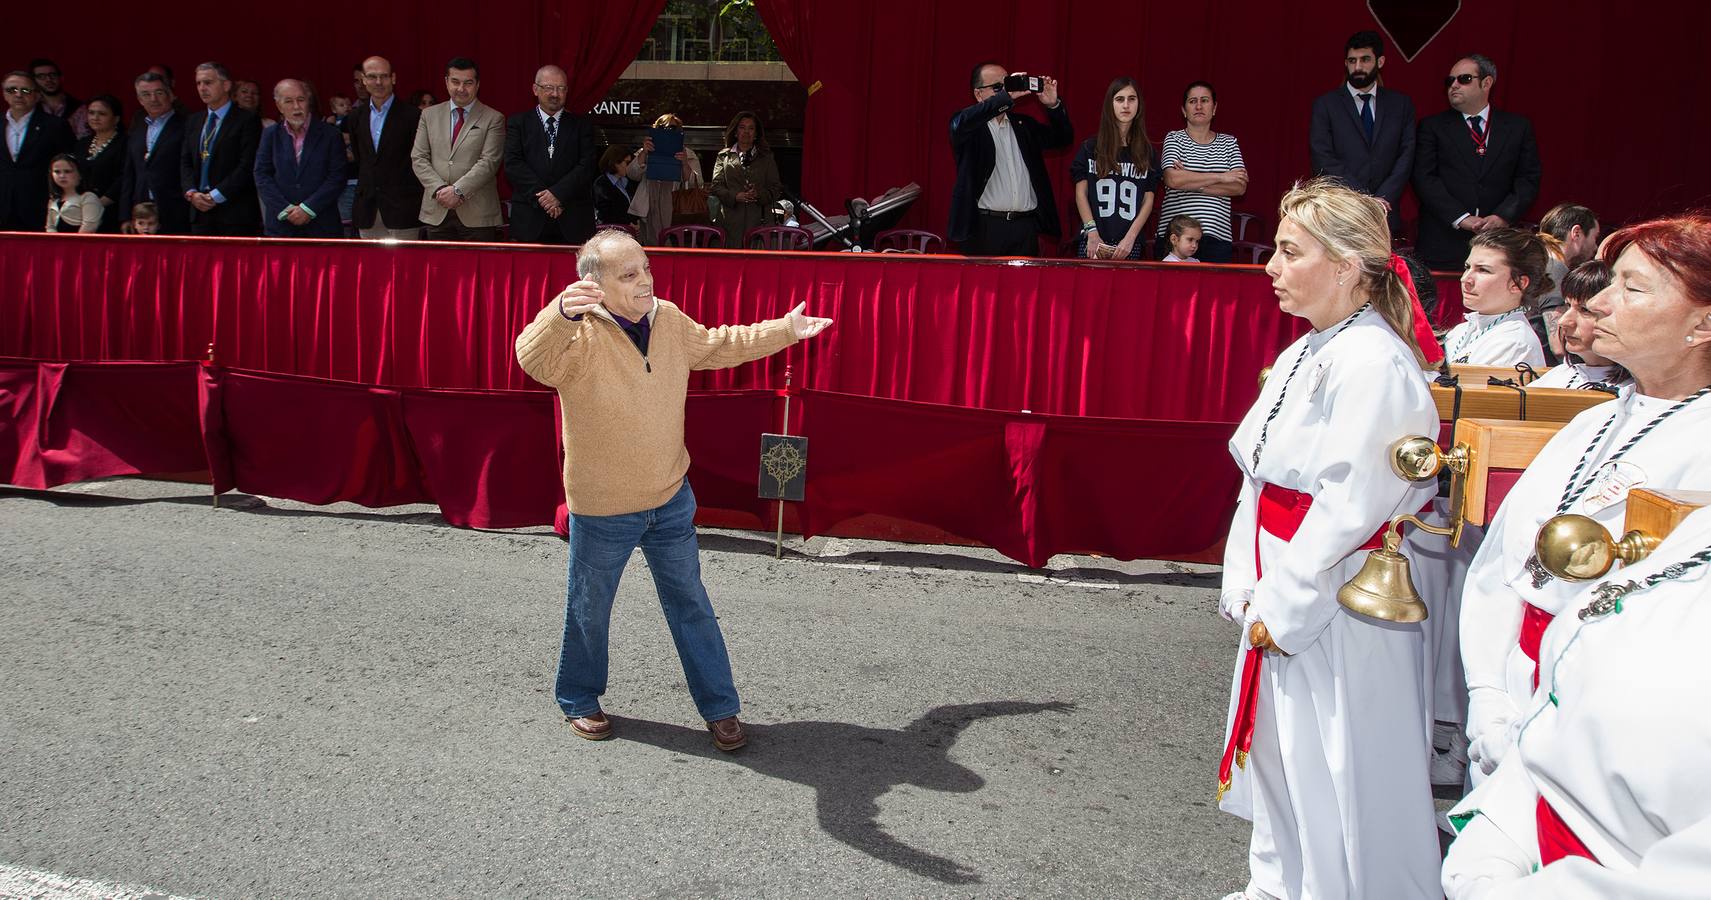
[553,479,740,722]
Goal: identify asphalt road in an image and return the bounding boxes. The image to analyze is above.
[0,479,1251,898]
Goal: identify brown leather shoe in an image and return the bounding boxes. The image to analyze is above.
[707,716,747,752]
[566,712,613,741]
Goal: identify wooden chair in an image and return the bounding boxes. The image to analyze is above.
[743,225,812,251]
[874,228,945,253]
[659,225,724,248]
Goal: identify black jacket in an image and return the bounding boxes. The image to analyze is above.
[503,108,597,243]
[947,94,1074,242]
[120,111,191,232]
[0,110,76,231]
[1411,108,1541,269]
[1308,86,1415,209]
[347,96,423,230]
[178,104,263,230]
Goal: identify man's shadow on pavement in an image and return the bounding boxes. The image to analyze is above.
[615,700,1075,885]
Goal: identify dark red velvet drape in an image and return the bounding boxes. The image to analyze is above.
[765,0,1710,243]
[1,1,665,120]
[1,357,1237,566]
[0,234,1463,424]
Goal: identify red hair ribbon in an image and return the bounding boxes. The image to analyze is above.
[1388,253,1445,365]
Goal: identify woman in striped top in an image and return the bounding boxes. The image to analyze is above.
[1156,81,1246,263]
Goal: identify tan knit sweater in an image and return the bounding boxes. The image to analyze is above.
[515,296,797,516]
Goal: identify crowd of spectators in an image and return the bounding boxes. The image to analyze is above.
[950,30,1549,274]
[0,55,734,247]
[1,32,1570,276]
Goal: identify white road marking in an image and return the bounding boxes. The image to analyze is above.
[1015,573,1123,590]
[0,863,195,900]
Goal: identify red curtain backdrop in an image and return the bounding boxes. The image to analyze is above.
[1,1,665,121]
[0,234,1464,424]
[763,0,1710,243]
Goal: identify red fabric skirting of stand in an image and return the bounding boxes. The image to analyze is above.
[1,360,1237,565]
[0,234,1465,424]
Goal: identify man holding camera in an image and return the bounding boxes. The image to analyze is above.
[948,63,1072,256]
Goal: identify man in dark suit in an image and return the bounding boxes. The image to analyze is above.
[504,64,596,244]
[1412,54,1541,271]
[1308,31,1415,229]
[948,62,1073,256]
[1,70,76,231]
[178,61,263,236]
[254,80,347,238]
[120,72,191,233]
[348,56,422,239]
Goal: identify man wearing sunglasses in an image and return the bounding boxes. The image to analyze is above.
[1,70,76,231]
[948,62,1073,256]
[1412,54,1541,271]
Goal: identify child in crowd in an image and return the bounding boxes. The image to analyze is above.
[129,202,160,235]
[1160,215,1202,262]
[326,95,352,126]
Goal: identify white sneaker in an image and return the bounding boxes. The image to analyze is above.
[1430,732,1470,786]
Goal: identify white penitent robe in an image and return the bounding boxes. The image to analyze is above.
[1218,307,1441,900]
[1443,505,1711,899]
[1460,389,1711,780]
[1402,505,1481,728]
[1528,362,1622,390]
[1442,309,1547,367]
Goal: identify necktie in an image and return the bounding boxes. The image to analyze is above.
[545,115,557,158]
[451,106,465,145]
[200,111,219,190]
[1359,93,1374,142]
[1468,114,1484,139]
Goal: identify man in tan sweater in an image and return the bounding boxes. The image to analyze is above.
[515,230,831,751]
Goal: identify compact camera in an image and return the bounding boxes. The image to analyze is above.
[1003,74,1047,93]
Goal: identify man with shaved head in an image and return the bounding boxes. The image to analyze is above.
[255,78,347,237]
[348,55,422,239]
[503,64,596,244]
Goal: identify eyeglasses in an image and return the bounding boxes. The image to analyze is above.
[534,83,567,94]
[1444,73,1483,87]
[4,86,35,96]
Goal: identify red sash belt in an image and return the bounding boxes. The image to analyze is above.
[1218,484,1390,801]
[1255,484,1391,549]
[1519,602,1554,690]
[1537,796,1600,866]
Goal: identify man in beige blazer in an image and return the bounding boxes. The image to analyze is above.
[411,56,504,241]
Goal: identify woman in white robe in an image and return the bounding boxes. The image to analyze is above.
[1441,228,1552,367]
[1529,260,1628,391]
[1442,504,1711,899]
[1216,179,1441,900]
[1460,215,1711,786]
[1412,227,1558,785]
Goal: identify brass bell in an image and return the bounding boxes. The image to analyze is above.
[1534,514,1662,582]
[1337,520,1430,623]
[1386,436,1469,548]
